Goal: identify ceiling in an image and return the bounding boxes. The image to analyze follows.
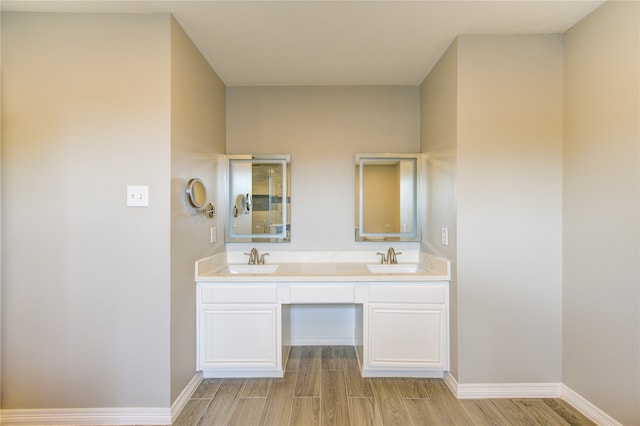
[1,0,606,86]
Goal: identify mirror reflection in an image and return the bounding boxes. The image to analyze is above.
[227,155,291,243]
[355,154,420,242]
[186,178,207,209]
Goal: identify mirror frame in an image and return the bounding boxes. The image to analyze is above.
[226,154,291,243]
[186,178,207,209]
[355,153,421,242]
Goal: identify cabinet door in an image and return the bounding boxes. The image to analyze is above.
[199,304,278,371]
[366,303,447,370]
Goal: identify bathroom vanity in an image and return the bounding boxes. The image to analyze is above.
[195,251,450,379]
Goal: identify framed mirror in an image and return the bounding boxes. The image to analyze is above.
[186,178,207,208]
[355,153,420,242]
[226,155,291,243]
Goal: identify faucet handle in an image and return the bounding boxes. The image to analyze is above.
[376,252,387,264]
[259,253,270,265]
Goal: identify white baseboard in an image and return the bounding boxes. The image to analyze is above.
[171,372,203,423]
[561,384,623,426]
[444,372,561,399]
[0,407,172,425]
[444,372,622,426]
[443,370,459,395]
[0,372,204,425]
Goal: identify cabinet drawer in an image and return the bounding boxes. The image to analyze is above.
[200,285,278,303]
[289,284,354,303]
[368,284,446,304]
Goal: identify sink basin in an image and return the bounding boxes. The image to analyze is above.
[367,264,419,274]
[227,264,279,274]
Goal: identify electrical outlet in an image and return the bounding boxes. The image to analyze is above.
[210,227,217,243]
[441,227,449,246]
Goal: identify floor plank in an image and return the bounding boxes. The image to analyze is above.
[370,378,414,426]
[543,398,597,426]
[196,379,245,426]
[227,397,266,426]
[282,345,291,370]
[290,397,321,426]
[348,397,383,426]
[459,398,509,426]
[260,373,297,426]
[241,378,271,397]
[321,370,350,425]
[490,398,539,425]
[321,345,345,371]
[343,347,374,398]
[172,399,210,426]
[515,398,572,425]
[393,377,430,399]
[191,378,222,399]
[286,346,302,371]
[407,398,448,425]
[422,379,474,425]
[294,346,321,397]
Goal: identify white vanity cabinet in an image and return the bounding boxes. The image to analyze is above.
[197,284,282,378]
[195,254,451,379]
[363,282,449,377]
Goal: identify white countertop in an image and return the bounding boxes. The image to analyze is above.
[195,251,451,282]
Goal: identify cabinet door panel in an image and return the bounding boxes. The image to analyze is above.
[199,304,277,368]
[367,304,446,368]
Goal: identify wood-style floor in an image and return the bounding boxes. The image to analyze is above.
[175,346,595,426]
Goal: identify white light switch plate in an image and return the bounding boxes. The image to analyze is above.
[127,185,149,207]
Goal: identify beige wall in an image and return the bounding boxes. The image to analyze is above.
[226,86,421,251]
[1,13,172,407]
[421,7,639,422]
[3,2,638,423]
[422,35,564,384]
[169,18,226,404]
[457,35,563,384]
[563,1,640,424]
[420,39,458,377]
[1,11,227,412]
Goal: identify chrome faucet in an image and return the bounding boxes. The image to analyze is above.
[245,248,258,265]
